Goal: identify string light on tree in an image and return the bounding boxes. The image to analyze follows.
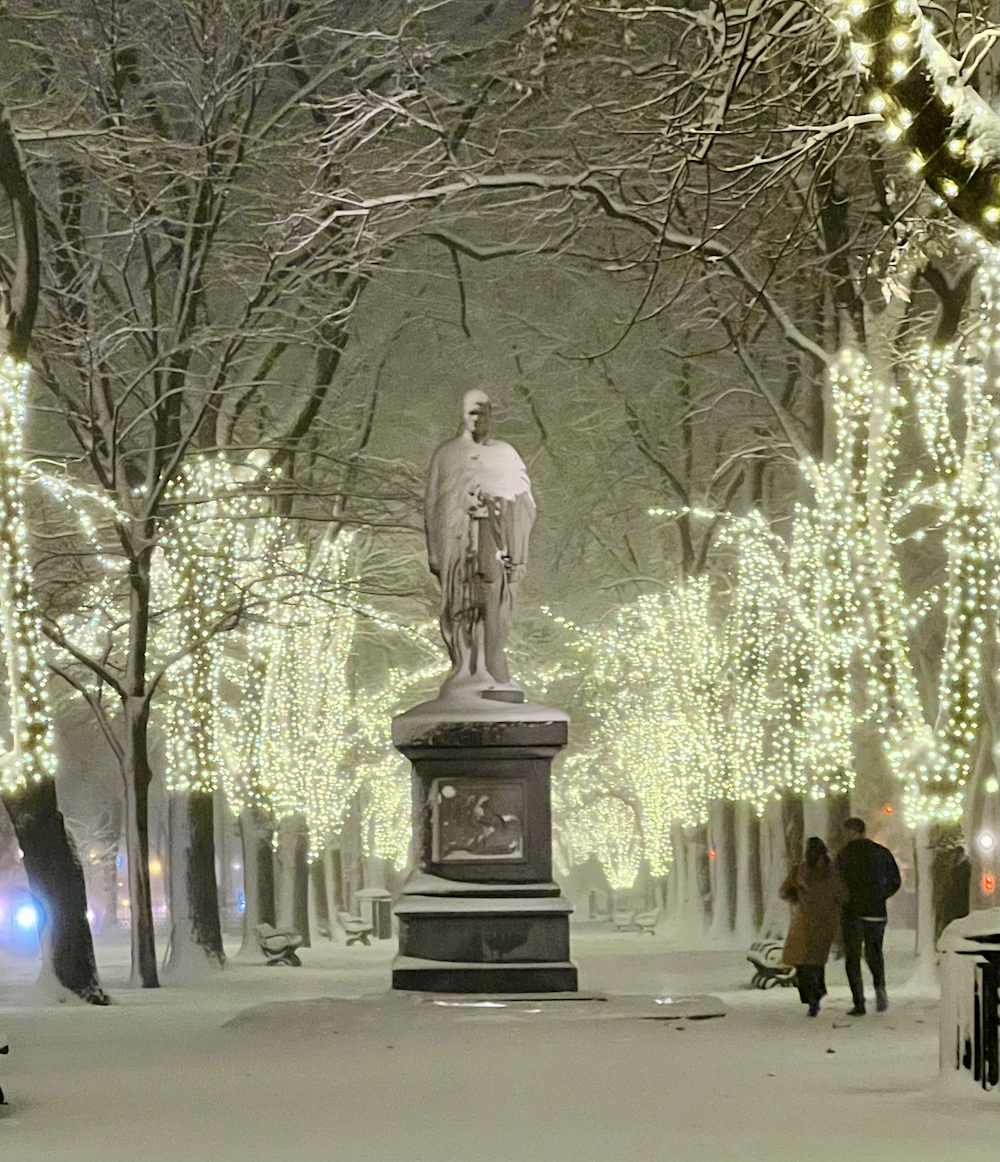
[0,356,58,793]
[833,0,999,241]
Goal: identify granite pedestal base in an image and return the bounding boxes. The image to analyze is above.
[390,709,577,993]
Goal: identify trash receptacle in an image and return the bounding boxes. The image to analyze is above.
[938,910,999,1090]
[355,888,393,939]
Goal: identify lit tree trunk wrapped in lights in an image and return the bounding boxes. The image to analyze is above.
[553,584,722,919]
[808,254,1000,957]
[217,643,276,960]
[354,658,445,879]
[161,626,227,975]
[834,0,999,242]
[1,105,107,1004]
[715,514,787,942]
[158,459,262,973]
[0,357,108,1003]
[253,535,365,937]
[903,257,999,934]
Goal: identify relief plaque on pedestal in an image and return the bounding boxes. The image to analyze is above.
[431,779,526,863]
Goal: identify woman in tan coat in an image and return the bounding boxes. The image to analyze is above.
[780,837,848,1017]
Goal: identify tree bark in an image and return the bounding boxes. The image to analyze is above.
[103,853,118,928]
[309,858,331,940]
[675,824,708,942]
[733,800,759,943]
[234,805,275,960]
[665,821,684,930]
[275,812,310,945]
[214,788,234,930]
[757,798,793,940]
[707,798,736,942]
[164,789,225,975]
[911,822,939,988]
[2,777,109,1003]
[966,619,999,913]
[323,840,343,940]
[801,797,827,848]
[122,696,158,988]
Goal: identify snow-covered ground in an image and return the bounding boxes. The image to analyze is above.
[0,926,995,1162]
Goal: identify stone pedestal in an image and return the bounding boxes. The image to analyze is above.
[390,706,577,993]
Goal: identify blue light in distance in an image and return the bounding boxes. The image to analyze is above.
[14,904,38,930]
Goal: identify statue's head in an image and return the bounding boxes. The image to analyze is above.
[461,388,492,442]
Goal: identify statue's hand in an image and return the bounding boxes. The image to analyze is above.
[504,558,525,583]
[467,488,489,518]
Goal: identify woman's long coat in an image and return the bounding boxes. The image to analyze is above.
[780,862,848,966]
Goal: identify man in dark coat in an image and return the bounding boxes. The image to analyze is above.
[835,817,902,1015]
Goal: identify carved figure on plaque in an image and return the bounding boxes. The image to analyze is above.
[425,389,535,699]
[432,780,526,862]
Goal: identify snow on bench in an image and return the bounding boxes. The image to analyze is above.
[611,908,661,934]
[254,923,303,966]
[338,911,373,946]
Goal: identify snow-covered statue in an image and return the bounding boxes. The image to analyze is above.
[425,389,535,700]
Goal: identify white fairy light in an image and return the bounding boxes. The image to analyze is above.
[0,356,58,792]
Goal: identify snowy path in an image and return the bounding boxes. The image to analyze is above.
[0,929,995,1162]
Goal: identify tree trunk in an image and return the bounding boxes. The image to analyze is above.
[801,796,828,847]
[323,840,342,941]
[309,858,331,940]
[103,853,119,929]
[966,621,999,913]
[275,812,310,945]
[666,821,685,930]
[676,825,708,942]
[825,792,851,851]
[163,789,225,975]
[650,874,668,912]
[707,798,736,943]
[733,800,759,944]
[235,805,275,960]
[214,788,234,930]
[2,777,109,1004]
[911,822,939,990]
[757,798,792,939]
[122,696,158,988]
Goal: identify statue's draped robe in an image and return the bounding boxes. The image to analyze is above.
[425,434,535,688]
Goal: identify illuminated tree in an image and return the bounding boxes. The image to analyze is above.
[0,103,106,1003]
[155,458,278,972]
[354,658,443,876]
[549,585,720,931]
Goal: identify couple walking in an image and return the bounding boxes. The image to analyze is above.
[780,817,901,1017]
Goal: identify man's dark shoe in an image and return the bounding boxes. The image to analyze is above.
[807,1003,820,1017]
[875,988,888,1013]
[847,1005,866,1016]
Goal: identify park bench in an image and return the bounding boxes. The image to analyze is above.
[611,909,638,932]
[634,908,661,934]
[611,907,660,934]
[746,939,796,989]
[337,910,374,946]
[254,923,303,966]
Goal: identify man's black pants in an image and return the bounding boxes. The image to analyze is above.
[842,915,887,1007]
